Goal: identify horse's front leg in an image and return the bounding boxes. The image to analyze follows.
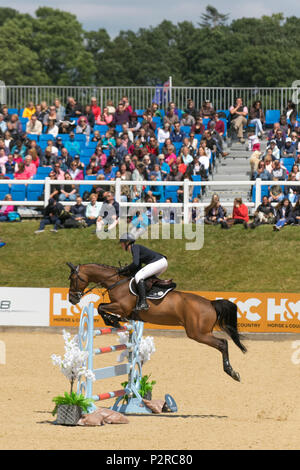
[98,302,129,328]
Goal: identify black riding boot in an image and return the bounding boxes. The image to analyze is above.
[136,280,149,311]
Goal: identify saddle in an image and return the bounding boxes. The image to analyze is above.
[129,276,177,300]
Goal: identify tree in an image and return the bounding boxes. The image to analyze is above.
[199,5,229,28]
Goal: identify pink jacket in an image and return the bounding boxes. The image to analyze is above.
[0,204,14,215]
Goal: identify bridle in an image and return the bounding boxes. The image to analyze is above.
[67,262,129,301]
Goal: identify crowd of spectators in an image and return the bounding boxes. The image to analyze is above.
[0,95,299,233]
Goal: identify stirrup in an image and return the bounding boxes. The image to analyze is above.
[135,301,149,311]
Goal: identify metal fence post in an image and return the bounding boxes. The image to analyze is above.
[255,178,261,210]
[44,177,51,207]
[183,178,189,224]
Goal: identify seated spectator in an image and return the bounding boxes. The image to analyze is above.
[96,191,119,233]
[34,104,47,123]
[76,116,91,136]
[112,102,131,126]
[43,105,58,126]
[90,130,102,143]
[271,160,287,181]
[40,146,56,167]
[128,112,141,135]
[4,154,16,175]
[168,102,179,116]
[85,193,102,226]
[119,123,134,143]
[264,153,274,175]
[289,199,300,225]
[274,129,285,150]
[199,99,215,120]
[165,145,177,167]
[54,98,65,121]
[14,161,31,179]
[58,173,77,201]
[0,194,14,221]
[180,112,195,127]
[65,131,82,155]
[59,148,72,171]
[22,101,36,119]
[212,113,225,137]
[221,197,249,228]
[279,115,289,136]
[68,160,83,180]
[92,145,107,168]
[273,198,293,231]
[0,149,8,174]
[249,196,275,228]
[281,137,296,158]
[65,96,83,119]
[163,108,179,127]
[0,114,7,135]
[97,163,115,181]
[45,119,59,138]
[167,163,184,202]
[198,146,210,175]
[122,96,133,114]
[181,146,193,166]
[4,131,14,154]
[102,129,116,150]
[269,180,284,203]
[53,161,65,180]
[70,195,86,224]
[35,197,64,233]
[267,122,281,141]
[253,160,271,181]
[96,106,113,126]
[229,97,248,144]
[204,194,227,225]
[170,122,186,143]
[265,140,280,160]
[191,117,205,135]
[247,129,259,151]
[9,113,22,137]
[157,123,171,144]
[176,155,187,176]
[284,172,300,203]
[114,136,128,163]
[1,105,11,122]
[26,114,42,135]
[184,99,197,119]
[24,155,37,178]
[106,100,116,115]
[90,97,101,121]
[149,102,163,118]
[292,164,300,180]
[141,112,157,134]
[83,105,95,130]
[158,154,170,180]
[248,100,265,137]
[131,163,147,201]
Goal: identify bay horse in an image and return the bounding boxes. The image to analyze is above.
[67,262,247,382]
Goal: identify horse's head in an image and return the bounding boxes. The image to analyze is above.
[67,262,88,305]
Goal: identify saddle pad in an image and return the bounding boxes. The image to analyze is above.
[129,279,176,300]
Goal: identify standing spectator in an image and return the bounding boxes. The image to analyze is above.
[83,105,95,130]
[284,100,297,122]
[249,100,265,137]
[54,98,65,121]
[229,97,248,144]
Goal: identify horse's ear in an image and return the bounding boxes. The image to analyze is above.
[66,262,76,271]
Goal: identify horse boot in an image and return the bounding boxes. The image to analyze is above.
[135,280,149,311]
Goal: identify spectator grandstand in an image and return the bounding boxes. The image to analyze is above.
[0,93,299,232]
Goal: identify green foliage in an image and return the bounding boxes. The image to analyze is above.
[0,6,299,87]
[51,391,94,416]
[120,374,156,404]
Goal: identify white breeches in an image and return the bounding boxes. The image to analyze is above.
[134,258,168,284]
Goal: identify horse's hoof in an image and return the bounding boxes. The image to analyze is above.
[232,371,240,382]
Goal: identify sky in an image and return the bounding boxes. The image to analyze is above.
[5,0,300,37]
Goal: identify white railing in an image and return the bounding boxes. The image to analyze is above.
[1,178,300,223]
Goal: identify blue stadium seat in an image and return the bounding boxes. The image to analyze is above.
[8,108,18,115]
[40,134,55,142]
[56,134,70,143]
[0,183,11,200]
[283,158,295,172]
[35,167,51,178]
[165,186,179,202]
[203,118,210,129]
[10,184,26,201]
[265,110,281,127]
[153,117,163,127]
[173,142,183,155]
[86,141,98,150]
[180,126,191,135]
[27,184,44,201]
[74,134,87,143]
[80,149,94,159]
[27,134,39,142]
[135,109,145,116]
[217,110,230,119]
[191,175,202,200]
[93,125,109,134]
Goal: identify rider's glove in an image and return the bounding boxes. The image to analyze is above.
[118,265,130,275]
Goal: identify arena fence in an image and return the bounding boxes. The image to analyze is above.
[1,85,299,113]
[0,179,299,224]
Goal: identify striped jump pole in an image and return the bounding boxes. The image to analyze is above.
[77,302,152,414]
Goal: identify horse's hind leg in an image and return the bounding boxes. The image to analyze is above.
[186,330,241,382]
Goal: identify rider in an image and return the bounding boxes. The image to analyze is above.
[118,233,168,311]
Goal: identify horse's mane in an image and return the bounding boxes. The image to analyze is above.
[84,263,117,270]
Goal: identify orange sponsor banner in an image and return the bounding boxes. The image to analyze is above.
[49,288,300,333]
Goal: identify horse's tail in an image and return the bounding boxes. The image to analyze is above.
[212,299,247,353]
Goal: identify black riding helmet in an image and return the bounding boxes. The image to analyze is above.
[119,233,136,244]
